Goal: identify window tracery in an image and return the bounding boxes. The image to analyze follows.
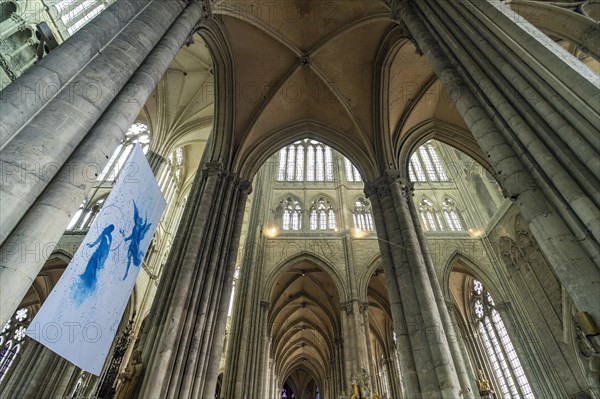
[442,197,464,231]
[53,0,115,35]
[352,196,374,232]
[409,141,448,183]
[66,196,107,230]
[157,147,184,207]
[277,140,334,182]
[97,123,151,182]
[418,198,443,232]
[472,279,534,398]
[344,158,362,182]
[309,197,336,231]
[0,307,31,382]
[280,197,302,231]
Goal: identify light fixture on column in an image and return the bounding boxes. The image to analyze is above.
[264,225,279,238]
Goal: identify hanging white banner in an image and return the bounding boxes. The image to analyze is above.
[26,145,166,375]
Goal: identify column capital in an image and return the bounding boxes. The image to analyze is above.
[237,179,253,195]
[341,301,353,315]
[389,0,423,55]
[184,0,213,48]
[188,0,212,19]
[202,161,224,177]
[359,302,370,315]
[364,171,412,199]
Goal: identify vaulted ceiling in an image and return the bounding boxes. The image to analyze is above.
[139,0,598,184]
[269,261,341,390]
[213,0,468,179]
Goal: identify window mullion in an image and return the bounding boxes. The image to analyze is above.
[486,316,518,397]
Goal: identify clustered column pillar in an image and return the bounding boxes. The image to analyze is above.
[394,0,600,324]
[139,162,251,399]
[0,0,206,324]
[366,172,471,398]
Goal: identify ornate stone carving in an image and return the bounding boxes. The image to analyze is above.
[202,161,224,177]
[359,302,370,315]
[342,301,354,315]
[114,350,144,399]
[237,179,253,195]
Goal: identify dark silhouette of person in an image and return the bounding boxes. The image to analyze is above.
[121,201,152,280]
[73,224,114,304]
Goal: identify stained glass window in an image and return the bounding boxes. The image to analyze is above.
[472,279,534,398]
[0,307,31,382]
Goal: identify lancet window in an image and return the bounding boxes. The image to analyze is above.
[281,197,302,231]
[97,123,151,182]
[352,196,374,232]
[0,308,31,382]
[409,141,448,182]
[157,147,184,208]
[277,140,334,182]
[309,197,336,231]
[418,197,443,232]
[344,158,362,182]
[442,197,464,232]
[66,196,107,230]
[472,280,534,398]
[52,0,116,35]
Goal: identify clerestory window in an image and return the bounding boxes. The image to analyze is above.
[409,141,448,183]
[344,158,362,182]
[277,140,334,182]
[97,123,151,182]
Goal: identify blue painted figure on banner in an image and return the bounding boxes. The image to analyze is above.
[73,224,115,304]
[121,201,152,280]
[26,145,166,375]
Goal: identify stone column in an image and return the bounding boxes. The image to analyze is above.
[139,162,251,399]
[0,0,187,246]
[367,190,420,396]
[384,349,403,399]
[147,150,167,175]
[0,340,44,397]
[0,1,206,324]
[366,173,467,398]
[406,182,478,398]
[4,342,57,399]
[0,0,147,143]
[221,176,265,399]
[394,0,600,326]
[359,302,377,391]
